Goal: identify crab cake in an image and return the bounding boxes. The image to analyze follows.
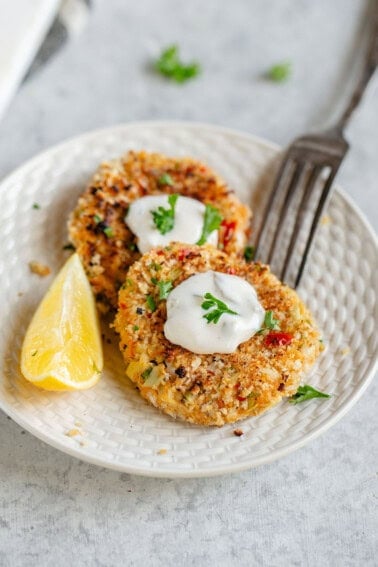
[114,243,322,426]
[68,151,251,313]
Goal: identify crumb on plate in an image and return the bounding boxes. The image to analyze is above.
[65,428,81,437]
[29,261,51,277]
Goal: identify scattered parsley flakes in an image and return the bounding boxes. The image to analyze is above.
[263,310,280,330]
[289,384,331,404]
[141,367,153,380]
[103,226,114,238]
[149,262,162,271]
[196,204,222,245]
[32,203,40,210]
[201,292,238,324]
[133,325,139,331]
[244,245,255,262]
[93,214,102,224]
[151,278,173,301]
[151,194,179,235]
[158,173,174,186]
[146,294,157,312]
[257,310,280,334]
[155,44,200,83]
[266,61,291,83]
[157,280,173,300]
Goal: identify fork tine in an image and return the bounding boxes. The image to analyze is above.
[295,166,339,287]
[280,164,323,284]
[254,155,294,259]
[266,161,307,264]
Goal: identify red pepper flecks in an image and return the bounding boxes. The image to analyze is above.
[178,248,190,261]
[264,331,293,347]
[220,220,236,247]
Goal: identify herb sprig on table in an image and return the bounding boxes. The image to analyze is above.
[155,45,201,83]
[266,61,292,83]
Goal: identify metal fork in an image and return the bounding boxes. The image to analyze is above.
[254,4,378,289]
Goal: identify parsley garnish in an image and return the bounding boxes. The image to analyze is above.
[151,194,179,235]
[263,310,280,330]
[289,384,331,404]
[155,45,200,83]
[201,292,238,324]
[267,61,291,83]
[94,214,102,224]
[146,295,157,312]
[158,173,174,186]
[141,367,153,380]
[257,310,280,334]
[149,262,162,271]
[103,226,114,238]
[152,278,173,300]
[32,203,40,210]
[244,245,255,262]
[196,204,222,245]
[133,325,139,331]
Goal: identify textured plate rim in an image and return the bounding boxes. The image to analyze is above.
[0,120,377,478]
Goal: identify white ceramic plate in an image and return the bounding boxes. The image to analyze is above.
[0,122,377,478]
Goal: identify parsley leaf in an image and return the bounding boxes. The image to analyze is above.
[94,214,102,224]
[151,278,173,300]
[149,262,162,271]
[32,203,40,210]
[155,280,173,300]
[158,173,174,186]
[155,45,200,83]
[289,384,331,404]
[244,245,255,262]
[146,295,157,312]
[267,61,291,83]
[196,204,222,245]
[151,194,179,235]
[263,310,280,330]
[141,367,153,380]
[201,292,238,324]
[103,226,114,238]
[257,310,280,334]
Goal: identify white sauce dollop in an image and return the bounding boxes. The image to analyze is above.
[164,271,265,354]
[125,195,218,254]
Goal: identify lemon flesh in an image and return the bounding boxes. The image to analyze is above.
[21,254,103,391]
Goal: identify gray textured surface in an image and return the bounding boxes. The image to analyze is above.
[0,1,377,566]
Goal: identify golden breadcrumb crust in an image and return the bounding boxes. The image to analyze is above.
[68,151,251,312]
[114,243,322,426]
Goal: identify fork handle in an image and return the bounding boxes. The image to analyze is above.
[334,3,378,133]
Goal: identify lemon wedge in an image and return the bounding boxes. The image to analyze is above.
[21,253,103,391]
